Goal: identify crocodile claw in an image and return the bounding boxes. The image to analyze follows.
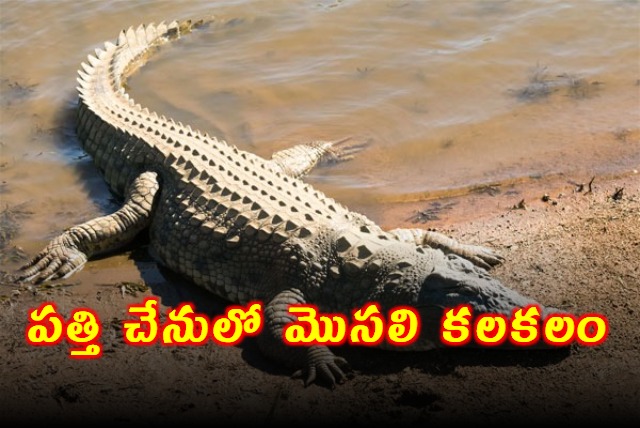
[461,244,505,269]
[292,346,350,388]
[321,136,371,165]
[14,243,87,283]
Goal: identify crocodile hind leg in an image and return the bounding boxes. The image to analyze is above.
[15,171,160,283]
[258,288,349,387]
[266,137,369,179]
[388,228,504,270]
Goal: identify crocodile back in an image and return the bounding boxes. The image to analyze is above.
[75,18,363,240]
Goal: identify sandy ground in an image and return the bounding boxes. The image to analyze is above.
[1,171,639,426]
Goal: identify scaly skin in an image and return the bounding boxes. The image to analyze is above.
[16,17,558,387]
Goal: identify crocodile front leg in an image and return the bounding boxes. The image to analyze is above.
[388,228,504,270]
[15,171,159,283]
[266,137,368,179]
[258,288,349,387]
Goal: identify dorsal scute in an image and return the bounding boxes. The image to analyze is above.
[167,20,180,32]
[145,23,158,41]
[87,54,100,67]
[117,30,127,46]
[125,27,138,48]
[156,21,168,35]
[77,70,91,83]
[80,62,93,74]
[135,24,147,45]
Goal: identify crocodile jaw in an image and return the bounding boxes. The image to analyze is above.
[375,253,562,351]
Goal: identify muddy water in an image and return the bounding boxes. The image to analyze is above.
[1,1,639,282]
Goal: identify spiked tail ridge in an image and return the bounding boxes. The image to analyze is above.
[74,17,217,197]
[76,18,213,106]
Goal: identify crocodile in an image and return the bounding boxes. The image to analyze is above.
[16,18,560,386]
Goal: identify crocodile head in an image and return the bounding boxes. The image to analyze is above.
[356,241,563,351]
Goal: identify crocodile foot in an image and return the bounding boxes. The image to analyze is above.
[320,136,371,164]
[389,228,505,270]
[453,242,505,270]
[14,241,87,283]
[292,346,351,388]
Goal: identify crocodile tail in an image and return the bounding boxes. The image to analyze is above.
[76,18,213,107]
[74,17,214,196]
[113,18,213,88]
